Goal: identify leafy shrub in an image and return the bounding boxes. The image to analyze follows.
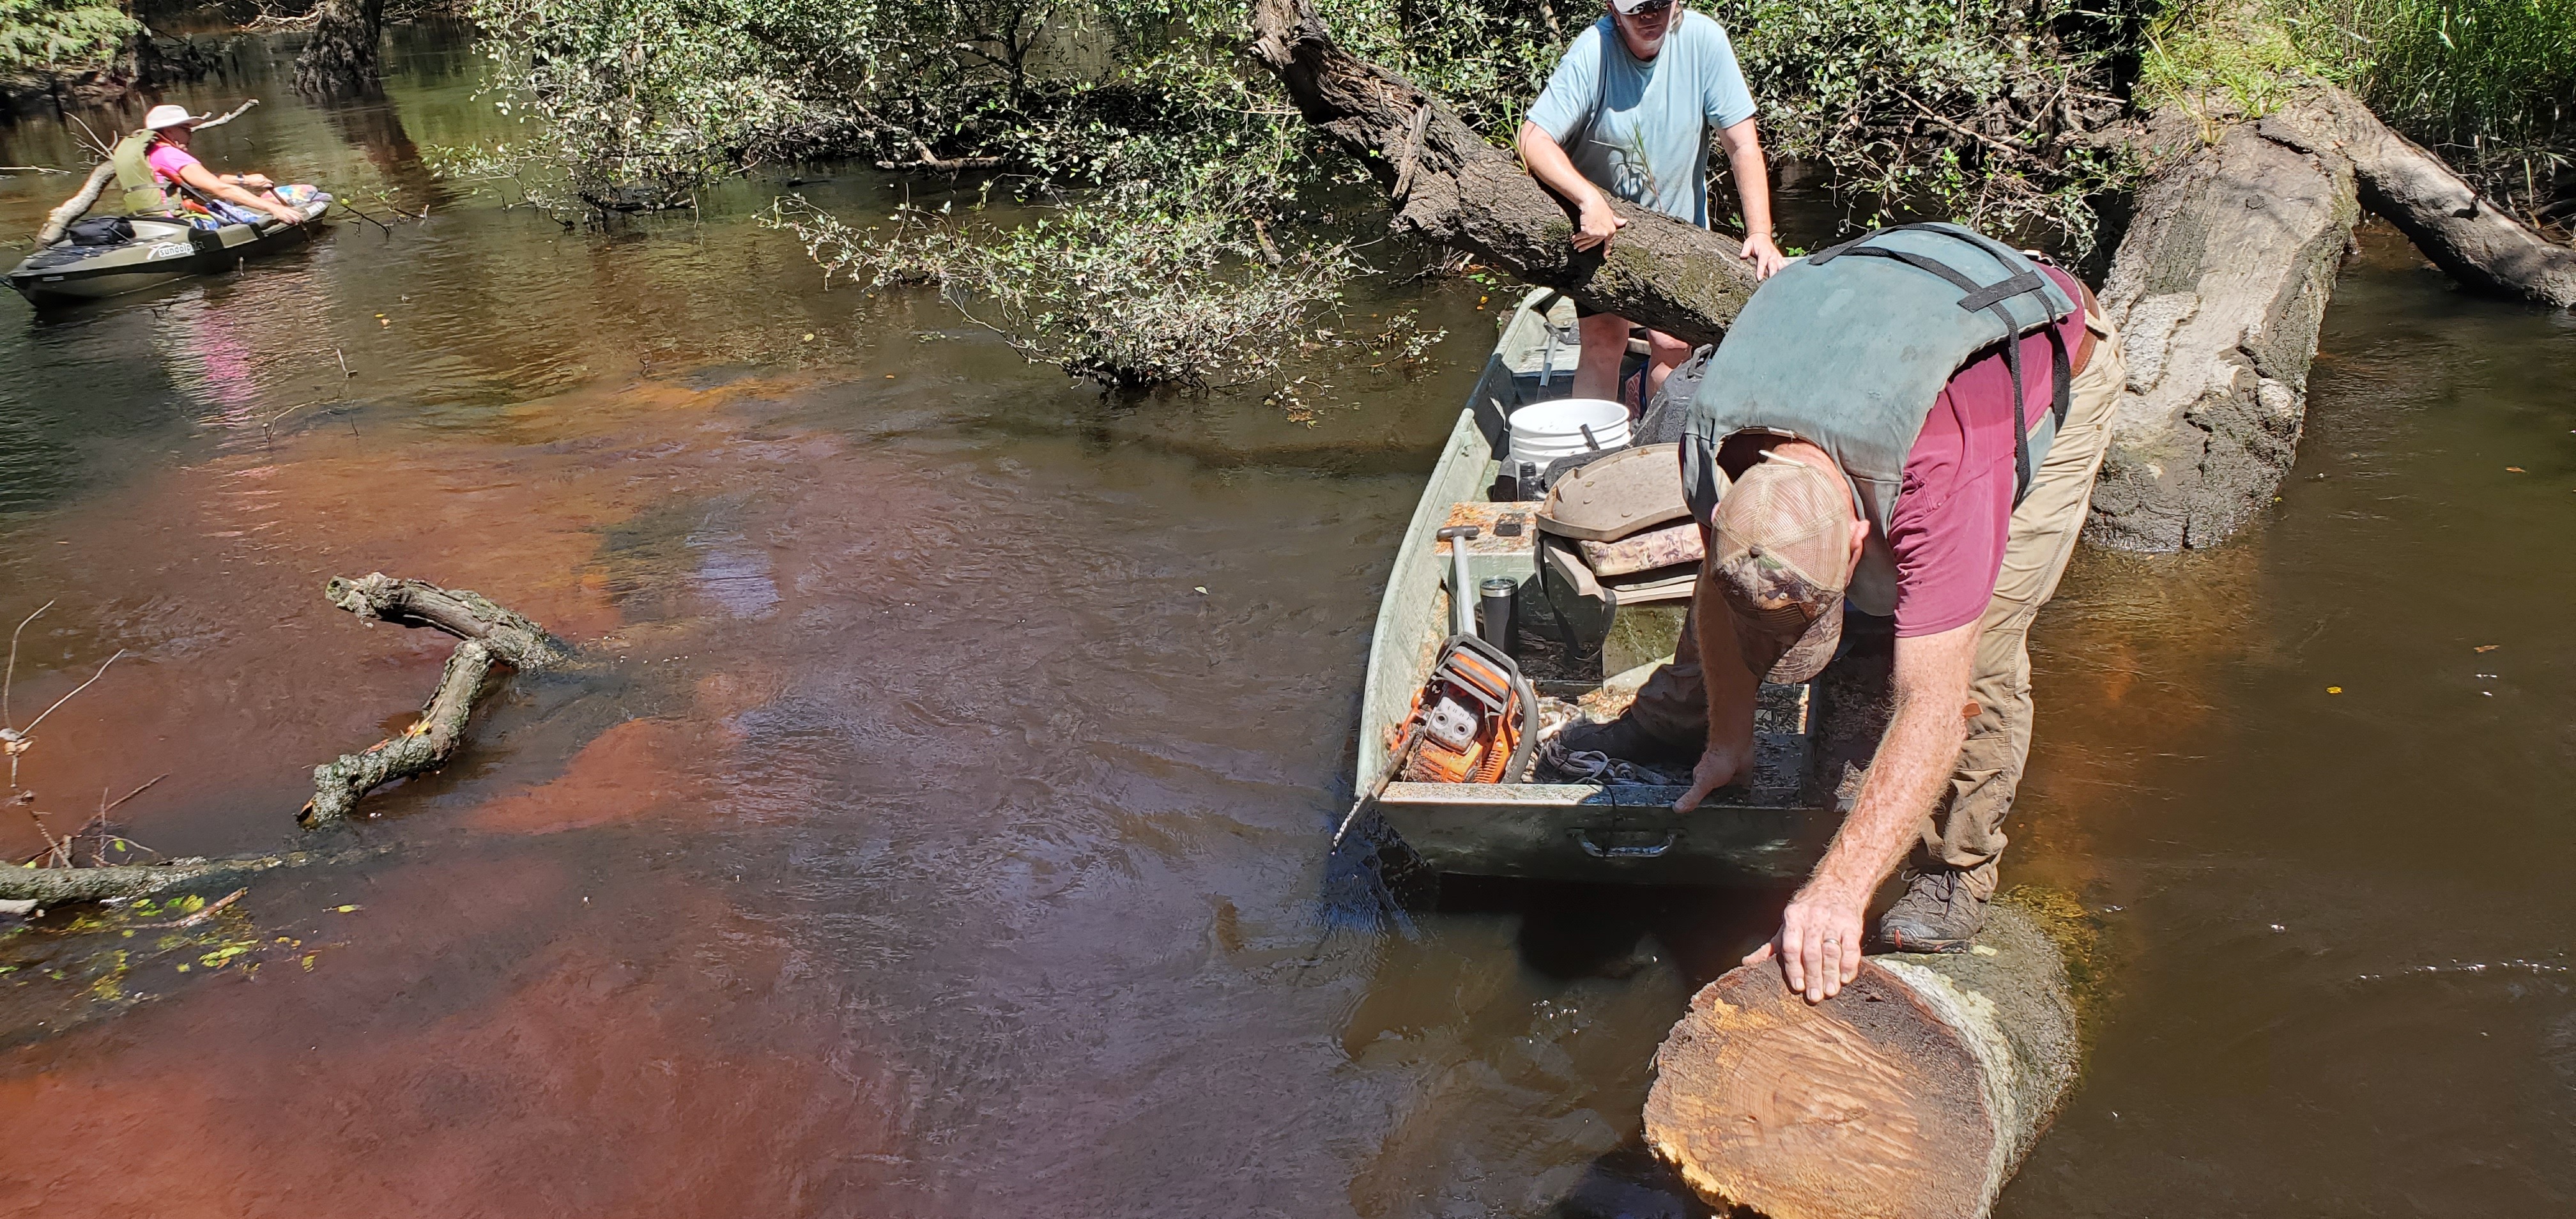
[0,0,137,77]
[1713,0,2145,253]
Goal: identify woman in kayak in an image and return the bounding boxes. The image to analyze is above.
[141,104,309,227]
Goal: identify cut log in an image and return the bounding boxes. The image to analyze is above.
[1644,895,2090,1219]
[2083,103,2361,551]
[1246,0,1757,345]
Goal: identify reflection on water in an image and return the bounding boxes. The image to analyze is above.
[0,26,2571,1219]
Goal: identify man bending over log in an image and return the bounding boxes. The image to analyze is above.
[1563,224,2124,997]
[1515,0,1786,410]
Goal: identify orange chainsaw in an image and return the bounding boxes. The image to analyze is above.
[1332,524,1536,848]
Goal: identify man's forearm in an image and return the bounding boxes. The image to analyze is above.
[1804,627,1977,902]
[1696,562,1759,753]
[1516,121,1607,213]
[1727,143,1774,238]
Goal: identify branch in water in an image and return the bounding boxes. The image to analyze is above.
[302,574,574,825]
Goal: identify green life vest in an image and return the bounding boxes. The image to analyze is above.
[111,131,171,215]
[1682,222,2078,615]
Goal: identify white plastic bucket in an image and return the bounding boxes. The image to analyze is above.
[1506,398,1631,468]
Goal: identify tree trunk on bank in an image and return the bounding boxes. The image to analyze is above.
[1644,896,2091,1219]
[294,0,385,98]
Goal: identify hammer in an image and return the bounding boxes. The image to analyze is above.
[1436,525,1480,638]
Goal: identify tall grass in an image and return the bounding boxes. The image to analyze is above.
[2280,0,2572,217]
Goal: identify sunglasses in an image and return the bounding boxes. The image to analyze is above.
[1622,0,1676,14]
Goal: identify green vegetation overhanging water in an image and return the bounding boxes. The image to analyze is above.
[0,24,2570,1219]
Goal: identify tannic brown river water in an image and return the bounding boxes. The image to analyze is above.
[0,26,2570,1219]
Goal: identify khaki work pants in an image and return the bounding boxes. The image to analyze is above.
[1628,310,2126,894]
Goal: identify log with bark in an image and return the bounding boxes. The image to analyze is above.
[303,573,572,825]
[0,848,374,905]
[1644,893,2096,1219]
[2083,98,2363,551]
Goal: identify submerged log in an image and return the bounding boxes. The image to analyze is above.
[1645,894,2091,1219]
[1247,0,1757,346]
[0,849,346,905]
[302,573,571,825]
[2085,102,2363,551]
[304,640,493,824]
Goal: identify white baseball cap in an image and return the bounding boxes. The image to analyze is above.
[143,104,199,130]
[1610,0,1675,12]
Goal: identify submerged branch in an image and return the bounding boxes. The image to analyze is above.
[0,849,345,904]
[303,574,571,825]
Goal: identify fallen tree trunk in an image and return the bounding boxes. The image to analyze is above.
[1246,0,1757,345]
[2084,81,2576,550]
[2083,100,2363,551]
[2262,86,2576,309]
[302,573,572,825]
[1644,894,2091,1219]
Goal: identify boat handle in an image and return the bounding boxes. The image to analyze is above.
[1574,830,1676,859]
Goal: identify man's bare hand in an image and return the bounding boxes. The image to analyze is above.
[1673,741,1752,809]
[1572,195,1627,252]
[1743,884,1867,1003]
[1741,232,1788,279]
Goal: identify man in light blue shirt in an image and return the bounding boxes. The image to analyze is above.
[1517,0,1785,408]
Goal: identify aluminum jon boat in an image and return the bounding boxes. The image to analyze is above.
[1353,288,1869,885]
[7,195,332,303]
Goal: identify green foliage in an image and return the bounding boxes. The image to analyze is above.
[0,0,138,77]
[2138,2,2334,116]
[2283,0,2574,210]
[2144,0,2573,217]
[1713,0,2144,252]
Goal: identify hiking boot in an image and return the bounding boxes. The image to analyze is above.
[1878,867,1990,953]
[1551,714,1699,767]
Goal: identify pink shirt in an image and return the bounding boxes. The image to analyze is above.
[145,141,201,185]
[1885,264,2090,638]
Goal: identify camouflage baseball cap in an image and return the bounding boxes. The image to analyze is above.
[1708,450,1851,683]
